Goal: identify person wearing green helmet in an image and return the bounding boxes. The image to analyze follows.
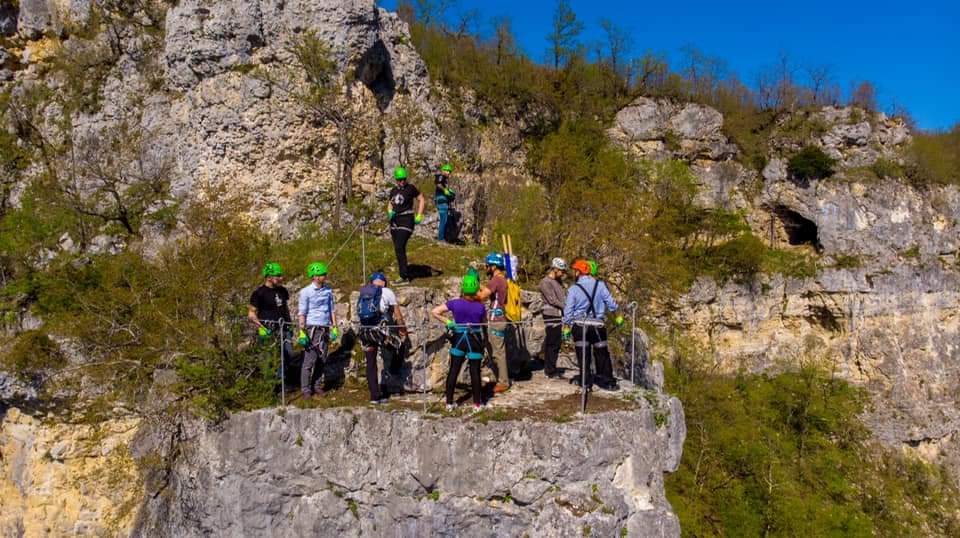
[588,260,598,277]
[249,262,293,348]
[297,262,339,399]
[434,163,456,242]
[431,274,487,410]
[387,166,425,283]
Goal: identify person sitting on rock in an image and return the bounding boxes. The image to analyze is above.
[297,262,339,400]
[562,259,623,392]
[432,274,487,411]
[357,271,407,405]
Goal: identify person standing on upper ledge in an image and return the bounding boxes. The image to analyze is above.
[387,166,425,284]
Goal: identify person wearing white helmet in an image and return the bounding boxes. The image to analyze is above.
[539,257,568,378]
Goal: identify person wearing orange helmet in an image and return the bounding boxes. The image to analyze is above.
[562,258,624,391]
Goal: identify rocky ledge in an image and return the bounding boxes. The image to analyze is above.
[130,394,684,538]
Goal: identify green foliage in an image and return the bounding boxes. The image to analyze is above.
[870,158,904,180]
[664,349,960,537]
[907,126,960,186]
[1,329,63,381]
[831,254,863,269]
[901,245,921,259]
[788,146,836,182]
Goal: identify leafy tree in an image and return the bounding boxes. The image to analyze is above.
[849,81,878,112]
[383,91,427,167]
[788,146,836,183]
[546,0,584,69]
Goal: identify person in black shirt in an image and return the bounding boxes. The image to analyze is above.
[249,262,296,385]
[434,163,455,242]
[387,166,425,282]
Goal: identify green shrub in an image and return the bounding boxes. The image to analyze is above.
[664,351,960,537]
[907,126,960,186]
[788,146,836,182]
[870,158,904,180]
[831,254,863,269]
[1,329,63,381]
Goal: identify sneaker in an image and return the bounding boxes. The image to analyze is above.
[494,383,510,394]
[472,403,486,413]
[445,404,457,411]
[378,398,389,404]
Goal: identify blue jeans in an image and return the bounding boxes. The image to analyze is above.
[437,205,449,241]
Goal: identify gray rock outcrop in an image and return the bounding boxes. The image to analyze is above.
[132,405,684,537]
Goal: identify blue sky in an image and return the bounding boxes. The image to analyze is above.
[378,0,959,130]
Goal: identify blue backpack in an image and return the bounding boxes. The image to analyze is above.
[357,285,383,326]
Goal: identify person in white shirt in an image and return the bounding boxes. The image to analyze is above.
[357,271,407,404]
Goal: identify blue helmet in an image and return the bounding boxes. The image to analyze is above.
[369,271,387,283]
[485,252,505,269]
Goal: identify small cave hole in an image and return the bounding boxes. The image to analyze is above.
[354,40,395,111]
[806,305,842,333]
[771,205,822,251]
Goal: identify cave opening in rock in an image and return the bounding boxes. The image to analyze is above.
[772,205,822,251]
[354,40,395,111]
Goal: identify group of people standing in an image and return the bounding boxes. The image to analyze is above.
[246,164,626,411]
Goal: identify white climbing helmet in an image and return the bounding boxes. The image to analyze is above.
[551,257,568,271]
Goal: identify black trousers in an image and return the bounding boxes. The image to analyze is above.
[361,329,401,400]
[445,355,483,405]
[542,314,562,375]
[390,217,414,279]
[572,324,614,388]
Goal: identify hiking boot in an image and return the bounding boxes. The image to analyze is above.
[494,383,510,394]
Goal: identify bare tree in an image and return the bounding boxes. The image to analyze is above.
[384,91,427,167]
[63,119,173,236]
[546,0,583,69]
[258,32,381,227]
[849,81,878,112]
[413,0,457,27]
[632,52,669,94]
[599,18,633,88]
[490,16,516,66]
[680,46,726,101]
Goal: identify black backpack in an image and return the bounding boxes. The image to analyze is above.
[357,285,383,326]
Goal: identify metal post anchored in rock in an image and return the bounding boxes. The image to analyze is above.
[421,318,428,413]
[279,320,286,407]
[628,301,638,385]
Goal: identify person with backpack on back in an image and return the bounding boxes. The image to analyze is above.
[431,274,487,411]
[539,258,567,379]
[562,259,624,391]
[478,252,511,394]
[249,262,296,384]
[434,163,456,242]
[297,262,339,400]
[357,271,407,405]
[387,167,425,283]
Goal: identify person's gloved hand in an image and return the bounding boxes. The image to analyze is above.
[330,327,339,342]
[388,209,396,220]
[445,319,456,331]
[444,188,453,197]
[414,213,424,224]
[297,329,309,347]
[615,315,625,328]
[257,326,272,341]
[562,327,572,341]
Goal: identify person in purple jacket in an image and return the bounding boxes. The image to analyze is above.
[432,274,487,411]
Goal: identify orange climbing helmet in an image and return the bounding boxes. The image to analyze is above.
[571,259,591,275]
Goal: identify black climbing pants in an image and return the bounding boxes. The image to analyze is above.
[542,314,562,376]
[445,355,483,406]
[390,215,414,279]
[363,339,401,401]
[572,324,614,388]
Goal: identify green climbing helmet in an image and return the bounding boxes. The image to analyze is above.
[393,167,408,180]
[588,260,598,277]
[461,274,480,295]
[440,163,453,173]
[262,262,283,277]
[307,262,328,278]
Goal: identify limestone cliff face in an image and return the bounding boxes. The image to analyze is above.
[611,96,960,474]
[131,404,684,538]
[0,408,143,537]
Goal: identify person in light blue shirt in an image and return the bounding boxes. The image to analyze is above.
[562,259,624,391]
[297,262,339,399]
